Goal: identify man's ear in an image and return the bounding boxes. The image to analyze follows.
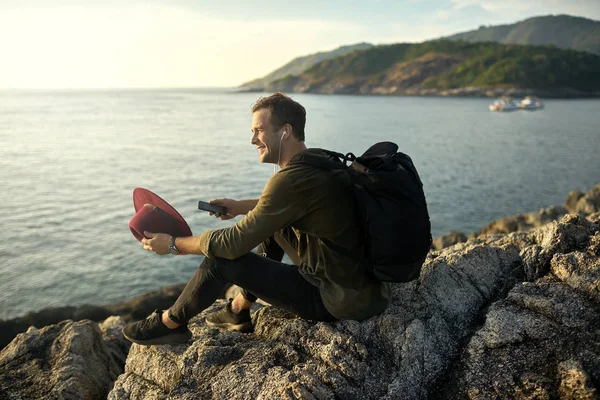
[283,124,293,139]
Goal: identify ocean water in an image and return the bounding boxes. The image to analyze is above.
[1,89,599,320]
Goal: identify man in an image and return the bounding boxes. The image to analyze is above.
[123,92,390,345]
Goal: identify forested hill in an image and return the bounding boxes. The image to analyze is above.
[445,15,600,55]
[239,43,373,89]
[263,40,600,98]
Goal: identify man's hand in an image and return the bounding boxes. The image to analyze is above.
[208,198,260,220]
[209,198,238,220]
[141,231,171,255]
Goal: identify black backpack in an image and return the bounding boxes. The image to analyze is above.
[290,142,432,283]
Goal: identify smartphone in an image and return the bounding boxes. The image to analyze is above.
[198,201,227,215]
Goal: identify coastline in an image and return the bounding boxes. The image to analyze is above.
[236,85,600,99]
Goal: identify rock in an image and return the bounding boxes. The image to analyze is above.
[521,215,598,280]
[565,189,585,214]
[0,283,185,350]
[558,360,598,400]
[0,306,79,353]
[109,240,525,399]
[100,316,133,369]
[0,317,129,400]
[437,231,600,399]
[566,184,600,216]
[587,212,600,225]
[550,232,600,301]
[432,185,600,252]
[475,214,599,281]
[476,205,568,237]
[431,231,468,251]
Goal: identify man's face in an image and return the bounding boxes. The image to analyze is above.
[251,108,282,164]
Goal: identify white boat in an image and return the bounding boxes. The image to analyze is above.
[489,97,520,112]
[519,96,544,110]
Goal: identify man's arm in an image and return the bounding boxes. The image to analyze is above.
[204,175,304,259]
[237,199,260,214]
[174,235,205,255]
[140,199,260,255]
[143,174,301,258]
[141,231,207,256]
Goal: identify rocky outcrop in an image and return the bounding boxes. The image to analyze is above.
[443,281,599,399]
[439,227,600,399]
[433,184,600,250]
[0,316,130,400]
[475,214,598,281]
[104,215,598,399]
[432,205,569,251]
[2,198,599,398]
[0,283,185,350]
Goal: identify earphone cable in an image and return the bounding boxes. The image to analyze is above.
[274,131,285,174]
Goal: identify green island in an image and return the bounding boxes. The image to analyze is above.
[260,40,600,97]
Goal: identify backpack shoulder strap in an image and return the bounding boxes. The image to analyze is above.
[288,148,354,169]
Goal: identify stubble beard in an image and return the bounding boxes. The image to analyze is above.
[260,134,281,165]
[261,148,279,164]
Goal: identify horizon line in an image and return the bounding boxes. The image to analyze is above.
[0,86,245,91]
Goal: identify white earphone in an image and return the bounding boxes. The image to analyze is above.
[274,130,287,174]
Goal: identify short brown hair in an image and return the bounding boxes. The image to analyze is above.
[251,92,306,141]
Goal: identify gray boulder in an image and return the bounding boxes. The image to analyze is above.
[0,316,129,400]
[439,231,600,399]
[100,316,133,369]
[483,214,598,281]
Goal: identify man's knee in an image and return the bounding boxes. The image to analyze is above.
[201,254,256,281]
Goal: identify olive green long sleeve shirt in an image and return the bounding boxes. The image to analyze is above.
[198,149,390,320]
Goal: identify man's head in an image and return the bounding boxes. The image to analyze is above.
[251,93,306,164]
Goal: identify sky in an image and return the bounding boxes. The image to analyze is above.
[0,0,598,89]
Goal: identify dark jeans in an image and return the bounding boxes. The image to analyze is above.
[168,234,335,324]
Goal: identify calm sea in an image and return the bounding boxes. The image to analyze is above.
[1,89,599,320]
